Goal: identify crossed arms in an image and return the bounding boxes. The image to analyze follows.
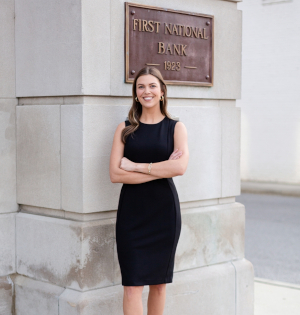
[109,121,189,184]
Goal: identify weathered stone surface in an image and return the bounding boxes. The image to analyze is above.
[16,213,115,291]
[0,276,14,315]
[0,99,18,213]
[14,275,64,315]
[0,213,16,276]
[175,202,245,271]
[13,259,252,314]
[232,258,254,315]
[16,105,61,209]
[59,261,236,315]
[15,202,243,290]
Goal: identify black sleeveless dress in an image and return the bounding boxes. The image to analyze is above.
[116,116,182,286]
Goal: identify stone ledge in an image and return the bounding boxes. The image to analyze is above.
[12,260,253,314]
[14,274,64,315]
[0,213,16,276]
[0,275,14,315]
[241,180,300,197]
[19,197,236,221]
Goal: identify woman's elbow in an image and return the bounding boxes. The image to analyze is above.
[110,170,119,183]
[178,158,189,176]
[178,166,186,176]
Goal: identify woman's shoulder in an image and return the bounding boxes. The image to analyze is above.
[115,121,127,132]
[167,115,180,125]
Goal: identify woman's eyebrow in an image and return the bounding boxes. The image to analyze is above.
[137,82,157,86]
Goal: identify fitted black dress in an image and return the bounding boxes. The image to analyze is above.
[116,115,182,286]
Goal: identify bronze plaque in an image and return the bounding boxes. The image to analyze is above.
[125,2,214,86]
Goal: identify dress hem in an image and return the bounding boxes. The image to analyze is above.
[122,277,173,286]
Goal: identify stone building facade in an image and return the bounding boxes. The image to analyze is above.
[237,0,300,196]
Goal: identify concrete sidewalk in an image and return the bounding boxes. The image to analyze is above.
[254,277,300,315]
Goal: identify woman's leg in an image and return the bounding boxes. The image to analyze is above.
[147,284,167,315]
[123,285,144,315]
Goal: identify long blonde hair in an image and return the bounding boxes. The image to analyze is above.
[121,66,171,144]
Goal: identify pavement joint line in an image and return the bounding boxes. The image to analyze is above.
[254,277,300,290]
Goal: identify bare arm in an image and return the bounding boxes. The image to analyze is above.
[119,121,189,179]
[109,122,182,184]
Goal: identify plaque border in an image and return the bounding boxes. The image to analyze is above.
[125,2,214,86]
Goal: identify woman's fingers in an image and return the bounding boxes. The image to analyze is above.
[169,150,183,160]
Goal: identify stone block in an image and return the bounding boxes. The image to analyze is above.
[61,105,83,212]
[16,213,115,291]
[0,275,14,315]
[232,258,254,315]
[61,104,130,213]
[170,104,222,201]
[0,0,15,98]
[81,0,111,95]
[0,213,16,276]
[221,101,241,197]
[0,99,18,213]
[175,202,245,271]
[16,105,61,209]
[165,261,235,315]
[59,261,236,315]
[15,0,82,97]
[14,275,64,315]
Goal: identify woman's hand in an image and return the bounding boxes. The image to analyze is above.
[169,149,182,160]
[120,157,137,172]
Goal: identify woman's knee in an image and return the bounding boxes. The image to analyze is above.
[149,283,166,294]
[124,286,144,299]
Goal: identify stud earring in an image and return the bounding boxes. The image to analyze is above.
[135,97,139,102]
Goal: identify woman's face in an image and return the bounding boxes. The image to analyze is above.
[136,74,164,109]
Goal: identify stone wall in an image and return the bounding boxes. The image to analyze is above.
[0,0,17,314]
[237,0,300,186]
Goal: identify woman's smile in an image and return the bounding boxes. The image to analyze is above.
[143,96,154,101]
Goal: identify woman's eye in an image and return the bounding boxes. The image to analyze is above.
[151,85,156,88]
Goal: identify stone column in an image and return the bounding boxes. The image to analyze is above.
[0,0,18,314]
[12,0,253,314]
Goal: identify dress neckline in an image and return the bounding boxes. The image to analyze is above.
[139,116,166,125]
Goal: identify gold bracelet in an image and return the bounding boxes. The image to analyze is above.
[148,162,152,174]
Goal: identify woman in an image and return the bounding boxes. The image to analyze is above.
[109,66,189,315]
